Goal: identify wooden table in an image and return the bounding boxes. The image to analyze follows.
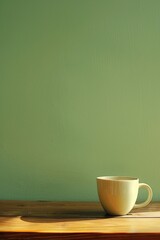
[0,201,160,239]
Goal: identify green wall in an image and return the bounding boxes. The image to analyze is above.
[1,0,160,201]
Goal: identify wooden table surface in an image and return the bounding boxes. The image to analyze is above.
[0,200,160,239]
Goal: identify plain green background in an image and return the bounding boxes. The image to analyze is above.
[0,0,160,201]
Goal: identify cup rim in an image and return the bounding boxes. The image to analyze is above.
[97,176,139,181]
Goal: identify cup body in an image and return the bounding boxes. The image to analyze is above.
[97,176,139,215]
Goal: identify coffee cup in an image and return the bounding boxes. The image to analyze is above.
[97,176,153,216]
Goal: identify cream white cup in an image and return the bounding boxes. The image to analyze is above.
[97,176,153,216]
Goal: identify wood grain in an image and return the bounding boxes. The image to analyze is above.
[0,201,160,239]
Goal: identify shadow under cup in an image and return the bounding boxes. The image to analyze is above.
[97,176,153,216]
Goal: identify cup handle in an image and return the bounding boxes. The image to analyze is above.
[134,183,153,209]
